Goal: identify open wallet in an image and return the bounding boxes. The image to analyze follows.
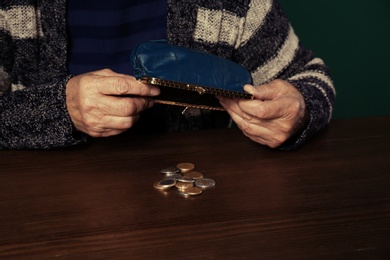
[130,40,254,111]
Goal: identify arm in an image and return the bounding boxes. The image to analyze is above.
[0,69,161,150]
[0,76,87,149]
[1,3,159,149]
[65,69,160,138]
[0,2,82,149]
[222,0,335,150]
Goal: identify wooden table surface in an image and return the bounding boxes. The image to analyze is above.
[0,117,389,259]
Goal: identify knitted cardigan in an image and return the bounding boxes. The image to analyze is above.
[0,0,335,150]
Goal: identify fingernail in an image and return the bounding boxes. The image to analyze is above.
[243,85,256,94]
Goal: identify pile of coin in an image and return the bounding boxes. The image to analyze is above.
[154,163,216,197]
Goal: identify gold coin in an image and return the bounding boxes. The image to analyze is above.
[153,181,166,190]
[176,162,195,173]
[183,186,203,196]
[153,179,176,190]
[175,182,193,191]
[184,171,203,180]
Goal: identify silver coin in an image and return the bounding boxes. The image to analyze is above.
[160,167,180,175]
[195,178,216,189]
[176,176,195,183]
[165,173,183,180]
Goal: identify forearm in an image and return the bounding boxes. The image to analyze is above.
[0,76,87,149]
[234,0,335,150]
[276,46,335,150]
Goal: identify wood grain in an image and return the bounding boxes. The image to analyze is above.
[0,117,389,259]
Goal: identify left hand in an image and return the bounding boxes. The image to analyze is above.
[217,79,308,148]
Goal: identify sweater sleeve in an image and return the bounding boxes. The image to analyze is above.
[280,55,335,151]
[234,0,335,150]
[0,76,87,149]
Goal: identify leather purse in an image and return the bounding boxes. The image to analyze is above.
[130,40,253,111]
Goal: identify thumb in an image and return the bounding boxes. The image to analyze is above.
[244,83,279,101]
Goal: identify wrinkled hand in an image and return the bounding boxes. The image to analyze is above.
[66,69,160,137]
[217,79,308,148]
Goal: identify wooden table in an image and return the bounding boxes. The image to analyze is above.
[1,117,389,259]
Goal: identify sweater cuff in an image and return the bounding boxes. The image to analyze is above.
[278,79,333,151]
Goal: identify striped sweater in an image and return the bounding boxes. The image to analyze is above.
[0,0,335,150]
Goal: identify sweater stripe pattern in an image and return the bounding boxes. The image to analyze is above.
[0,0,83,149]
[1,0,335,150]
[167,0,335,149]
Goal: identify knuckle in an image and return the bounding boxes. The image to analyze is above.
[113,78,131,94]
[242,112,253,121]
[83,117,103,135]
[279,121,292,134]
[84,119,98,131]
[240,119,253,135]
[82,97,95,111]
[120,100,133,116]
[135,98,151,114]
[287,100,303,116]
[121,98,149,116]
[268,142,280,149]
[78,76,92,90]
[100,68,113,74]
[255,105,268,118]
[124,119,133,129]
[271,132,289,147]
[120,117,133,129]
[272,79,284,86]
[88,131,103,138]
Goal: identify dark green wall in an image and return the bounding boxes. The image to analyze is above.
[279,1,390,118]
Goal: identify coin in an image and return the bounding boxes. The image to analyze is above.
[176,163,195,173]
[155,163,215,197]
[153,179,177,190]
[175,182,193,191]
[176,175,195,183]
[182,187,203,196]
[195,178,216,189]
[184,171,203,180]
[165,173,183,180]
[153,182,167,190]
[160,166,180,175]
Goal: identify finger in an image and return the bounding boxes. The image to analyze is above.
[244,80,290,101]
[90,128,128,138]
[217,96,242,116]
[95,76,160,96]
[229,111,289,148]
[219,95,283,121]
[92,68,136,79]
[95,115,140,131]
[85,114,141,137]
[244,84,277,101]
[237,98,287,120]
[96,95,155,117]
[218,96,267,126]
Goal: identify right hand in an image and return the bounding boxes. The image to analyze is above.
[65,69,160,137]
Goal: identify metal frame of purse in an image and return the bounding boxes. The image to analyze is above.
[131,40,254,111]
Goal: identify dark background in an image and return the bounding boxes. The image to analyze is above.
[279,1,390,118]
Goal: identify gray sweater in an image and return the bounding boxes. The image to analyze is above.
[0,0,335,150]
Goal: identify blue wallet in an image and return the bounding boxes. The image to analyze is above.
[131,40,253,111]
